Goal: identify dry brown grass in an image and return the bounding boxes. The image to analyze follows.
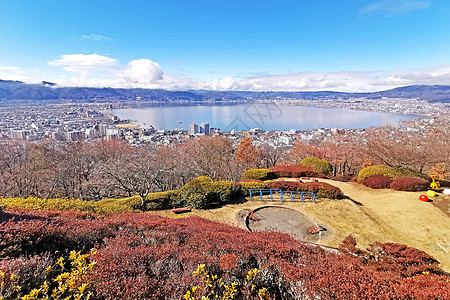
[151,179,450,271]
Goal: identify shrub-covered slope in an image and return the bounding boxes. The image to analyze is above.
[0,208,448,299]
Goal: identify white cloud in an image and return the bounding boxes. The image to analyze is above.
[47,55,203,90]
[41,53,450,92]
[79,34,113,41]
[49,54,118,84]
[49,54,117,72]
[206,66,450,92]
[361,0,430,17]
[115,59,164,87]
[0,66,21,71]
[0,66,28,82]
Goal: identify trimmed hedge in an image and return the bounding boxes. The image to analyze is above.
[269,165,319,178]
[265,180,343,199]
[358,165,430,183]
[362,174,393,189]
[390,176,429,191]
[264,180,300,191]
[177,177,241,208]
[239,181,265,196]
[358,165,401,182]
[143,190,181,210]
[0,195,141,214]
[298,182,343,199]
[394,167,430,180]
[299,157,332,175]
[241,169,274,181]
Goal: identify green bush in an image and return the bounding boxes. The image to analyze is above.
[143,190,181,210]
[357,165,401,182]
[394,167,430,180]
[358,165,430,182]
[177,177,241,208]
[299,157,332,175]
[210,181,241,203]
[241,169,274,181]
[239,181,265,196]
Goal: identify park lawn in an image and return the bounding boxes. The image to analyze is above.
[151,179,450,272]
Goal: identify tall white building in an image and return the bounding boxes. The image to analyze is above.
[106,128,120,140]
[188,122,199,135]
[10,130,27,140]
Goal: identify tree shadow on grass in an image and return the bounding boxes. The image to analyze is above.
[342,195,364,206]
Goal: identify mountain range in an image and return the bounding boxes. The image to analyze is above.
[1,79,450,103]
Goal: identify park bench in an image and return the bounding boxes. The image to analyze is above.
[172,207,190,214]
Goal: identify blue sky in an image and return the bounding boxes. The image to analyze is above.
[1,0,449,91]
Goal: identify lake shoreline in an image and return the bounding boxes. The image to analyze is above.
[112,102,420,131]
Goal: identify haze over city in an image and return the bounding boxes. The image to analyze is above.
[1,0,450,92]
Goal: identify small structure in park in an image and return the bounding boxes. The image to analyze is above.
[307,225,327,235]
[419,195,429,202]
[426,190,436,197]
[430,175,440,190]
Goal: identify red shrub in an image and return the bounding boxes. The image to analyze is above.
[363,174,393,189]
[390,176,429,191]
[219,253,239,271]
[339,235,361,254]
[265,181,343,199]
[265,181,300,191]
[269,165,319,178]
[297,182,343,199]
[0,208,448,299]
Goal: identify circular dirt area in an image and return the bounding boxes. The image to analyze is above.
[243,207,329,243]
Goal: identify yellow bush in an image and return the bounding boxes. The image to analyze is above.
[0,249,96,300]
[358,165,429,182]
[184,264,272,300]
[299,157,332,175]
[0,195,141,215]
[241,169,273,181]
[357,165,401,182]
[239,181,265,196]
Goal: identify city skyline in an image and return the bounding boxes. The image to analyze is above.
[1,0,450,92]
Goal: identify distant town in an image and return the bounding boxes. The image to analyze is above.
[0,93,449,148]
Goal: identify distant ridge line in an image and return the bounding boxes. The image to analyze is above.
[0,80,449,103]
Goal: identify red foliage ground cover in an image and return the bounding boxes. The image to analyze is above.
[269,165,320,178]
[1,208,449,299]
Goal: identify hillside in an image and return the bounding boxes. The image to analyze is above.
[1,79,450,103]
[155,178,450,272]
[0,208,449,299]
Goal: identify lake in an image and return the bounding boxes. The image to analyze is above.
[112,102,418,131]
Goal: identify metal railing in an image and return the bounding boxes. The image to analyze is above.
[249,189,315,203]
